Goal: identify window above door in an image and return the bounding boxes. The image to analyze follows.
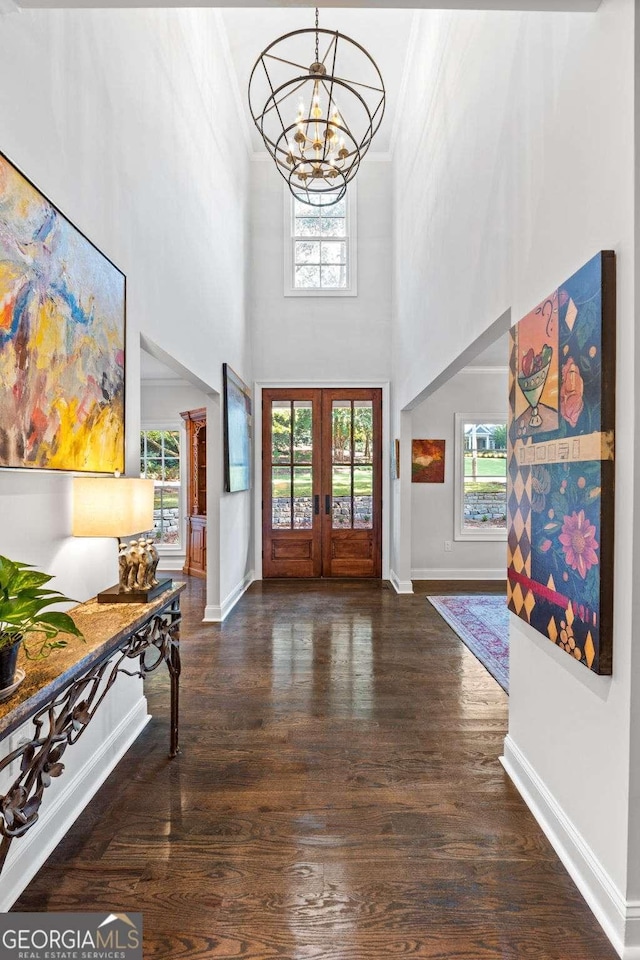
[284,185,357,297]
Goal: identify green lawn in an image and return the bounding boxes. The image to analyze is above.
[154,486,180,509]
[464,456,506,478]
[273,466,372,498]
[464,481,506,494]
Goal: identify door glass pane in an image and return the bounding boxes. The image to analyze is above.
[333,465,352,529]
[272,467,291,529]
[293,467,312,530]
[354,466,373,530]
[354,402,373,463]
[272,402,291,464]
[293,402,313,464]
[332,402,352,463]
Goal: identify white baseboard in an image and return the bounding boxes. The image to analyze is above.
[203,569,254,622]
[0,696,150,911]
[501,734,640,959]
[157,555,186,572]
[389,569,414,594]
[412,567,506,581]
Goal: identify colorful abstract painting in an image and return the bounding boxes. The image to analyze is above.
[507,252,615,675]
[0,152,125,472]
[412,439,445,483]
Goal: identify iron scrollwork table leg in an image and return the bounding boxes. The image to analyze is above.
[0,595,182,875]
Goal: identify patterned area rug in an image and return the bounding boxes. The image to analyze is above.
[427,595,509,693]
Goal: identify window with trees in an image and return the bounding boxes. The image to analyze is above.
[286,188,356,296]
[140,429,182,547]
[454,415,507,541]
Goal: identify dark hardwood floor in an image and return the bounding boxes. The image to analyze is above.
[14,578,616,959]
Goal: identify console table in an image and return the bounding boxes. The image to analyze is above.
[0,582,185,876]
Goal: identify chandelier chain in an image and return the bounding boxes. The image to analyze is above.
[315,7,319,63]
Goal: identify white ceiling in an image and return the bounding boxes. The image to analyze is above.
[221,7,416,157]
[15,1,602,10]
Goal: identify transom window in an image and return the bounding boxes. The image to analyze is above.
[140,429,182,547]
[285,188,356,296]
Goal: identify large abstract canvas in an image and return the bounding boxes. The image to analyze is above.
[0,152,125,472]
[223,363,251,493]
[507,252,615,675]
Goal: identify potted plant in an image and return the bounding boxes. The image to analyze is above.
[0,555,84,692]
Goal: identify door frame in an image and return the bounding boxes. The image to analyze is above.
[254,380,391,581]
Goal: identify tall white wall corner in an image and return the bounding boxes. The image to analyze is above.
[389,569,414,594]
[501,734,640,959]
[203,569,254,622]
[0,1,19,15]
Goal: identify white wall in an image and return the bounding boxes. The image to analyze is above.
[250,160,392,383]
[141,381,209,427]
[0,6,252,614]
[393,0,638,952]
[411,367,508,579]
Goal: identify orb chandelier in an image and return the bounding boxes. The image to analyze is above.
[248,8,386,207]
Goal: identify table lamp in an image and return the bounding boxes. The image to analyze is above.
[72,477,172,603]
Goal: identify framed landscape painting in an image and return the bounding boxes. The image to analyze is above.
[0,150,125,473]
[507,251,615,675]
[223,363,252,493]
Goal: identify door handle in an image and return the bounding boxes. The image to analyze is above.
[325,494,331,515]
[314,494,319,515]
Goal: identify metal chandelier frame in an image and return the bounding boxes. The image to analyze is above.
[248,11,386,207]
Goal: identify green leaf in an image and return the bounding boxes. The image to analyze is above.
[0,557,18,591]
[12,570,54,592]
[35,612,83,638]
[0,598,48,622]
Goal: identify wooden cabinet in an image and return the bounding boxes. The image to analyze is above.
[181,408,207,578]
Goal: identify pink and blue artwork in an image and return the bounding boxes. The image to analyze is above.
[507,252,615,675]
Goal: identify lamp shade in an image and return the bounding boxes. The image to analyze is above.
[73,478,154,538]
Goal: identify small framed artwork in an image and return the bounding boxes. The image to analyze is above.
[0,150,125,473]
[223,363,252,493]
[412,439,445,483]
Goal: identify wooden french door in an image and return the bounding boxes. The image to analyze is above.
[262,388,382,578]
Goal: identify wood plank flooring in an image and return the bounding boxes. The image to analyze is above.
[14,578,617,959]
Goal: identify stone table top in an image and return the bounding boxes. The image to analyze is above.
[0,582,186,738]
